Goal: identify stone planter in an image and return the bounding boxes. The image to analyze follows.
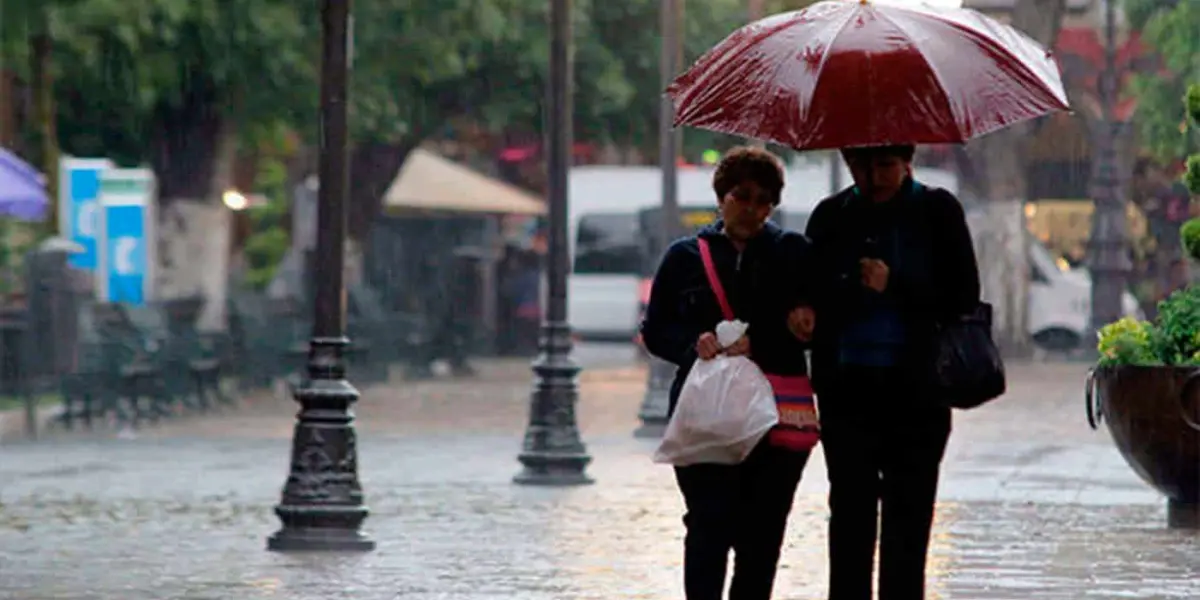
[1087,366,1200,528]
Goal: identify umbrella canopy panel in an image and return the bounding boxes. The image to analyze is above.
[0,147,49,221]
[668,1,1070,151]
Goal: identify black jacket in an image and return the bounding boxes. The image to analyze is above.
[640,221,813,416]
[804,180,981,394]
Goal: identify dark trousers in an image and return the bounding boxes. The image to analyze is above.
[674,440,810,600]
[819,366,951,600]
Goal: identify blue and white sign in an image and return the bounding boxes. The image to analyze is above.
[58,157,113,270]
[96,169,156,305]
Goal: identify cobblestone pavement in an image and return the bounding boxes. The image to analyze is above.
[0,361,1197,599]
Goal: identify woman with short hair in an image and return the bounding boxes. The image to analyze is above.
[642,146,819,600]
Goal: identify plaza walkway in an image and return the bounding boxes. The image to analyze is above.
[0,360,1195,599]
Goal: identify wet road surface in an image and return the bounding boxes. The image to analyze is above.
[0,360,1196,599]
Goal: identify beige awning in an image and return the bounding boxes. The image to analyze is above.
[382,148,546,215]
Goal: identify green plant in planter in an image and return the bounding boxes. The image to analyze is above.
[1098,316,1163,367]
[1155,286,1200,365]
[1099,286,1200,366]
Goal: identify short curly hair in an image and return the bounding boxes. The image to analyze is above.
[712,146,785,206]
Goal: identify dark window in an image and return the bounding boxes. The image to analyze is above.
[573,213,641,274]
[637,206,718,275]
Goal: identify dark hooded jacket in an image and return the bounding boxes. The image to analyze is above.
[804,179,981,395]
[640,221,813,416]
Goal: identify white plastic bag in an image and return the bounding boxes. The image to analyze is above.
[653,321,779,466]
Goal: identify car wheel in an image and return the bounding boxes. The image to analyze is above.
[1032,327,1082,352]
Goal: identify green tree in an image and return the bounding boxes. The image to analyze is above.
[0,0,69,234]
[243,153,291,291]
[1178,86,1200,261]
[50,0,315,200]
[9,0,316,326]
[1125,0,1200,162]
[586,0,818,163]
[957,0,1069,355]
[586,0,758,161]
[8,0,775,305]
[341,0,758,235]
[344,0,623,236]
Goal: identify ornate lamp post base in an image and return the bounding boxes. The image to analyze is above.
[268,512,376,552]
[514,322,594,487]
[513,455,594,487]
[634,357,674,438]
[268,341,375,552]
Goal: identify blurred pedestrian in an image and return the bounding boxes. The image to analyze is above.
[409,251,475,379]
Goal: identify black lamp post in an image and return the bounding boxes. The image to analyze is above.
[1087,0,1130,339]
[267,0,374,552]
[635,0,684,439]
[514,0,594,486]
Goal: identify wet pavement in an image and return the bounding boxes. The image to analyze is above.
[0,360,1197,599]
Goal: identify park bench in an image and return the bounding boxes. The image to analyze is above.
[58,302,170,427]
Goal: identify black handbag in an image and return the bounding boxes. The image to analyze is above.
[929,302,1006,409]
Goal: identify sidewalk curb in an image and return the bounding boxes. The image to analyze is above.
[0,365,649,443]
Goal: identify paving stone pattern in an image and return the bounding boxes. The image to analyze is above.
[0,362,1196,599]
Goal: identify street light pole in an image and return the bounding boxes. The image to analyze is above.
[514,0,593,486]
[659,0,681,243]
[1087,0,1129,340]
[636,0,683,438]
[268,0,374,552]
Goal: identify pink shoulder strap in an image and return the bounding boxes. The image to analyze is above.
[697,238,735,321]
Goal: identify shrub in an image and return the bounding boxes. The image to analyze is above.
[1154,286,1200,365]
[1181,84,1200,261]
[1182,218,1200,262]
[1097,316,1162,367]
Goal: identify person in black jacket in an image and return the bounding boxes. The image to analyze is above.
[804,144,981,600]
[641,146,816,600]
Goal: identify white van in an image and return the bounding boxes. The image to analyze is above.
[1027,239,1143,350]
[566,163,834,340]
[565,162,1136,349]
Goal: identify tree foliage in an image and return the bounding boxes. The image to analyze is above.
[1125,0,1200,162]
[1,0,798,208]
[45,0,315,198]
[348,0,761,158]
[1178,84,1200,260]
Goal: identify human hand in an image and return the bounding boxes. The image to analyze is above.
[696,332,721,360]
[787,306,815,341]
[724,334,751,357]
[860,258,889,292]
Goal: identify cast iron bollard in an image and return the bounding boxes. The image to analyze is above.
[634,356,674,438]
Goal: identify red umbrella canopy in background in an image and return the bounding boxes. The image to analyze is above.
[667,0,1071,151]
